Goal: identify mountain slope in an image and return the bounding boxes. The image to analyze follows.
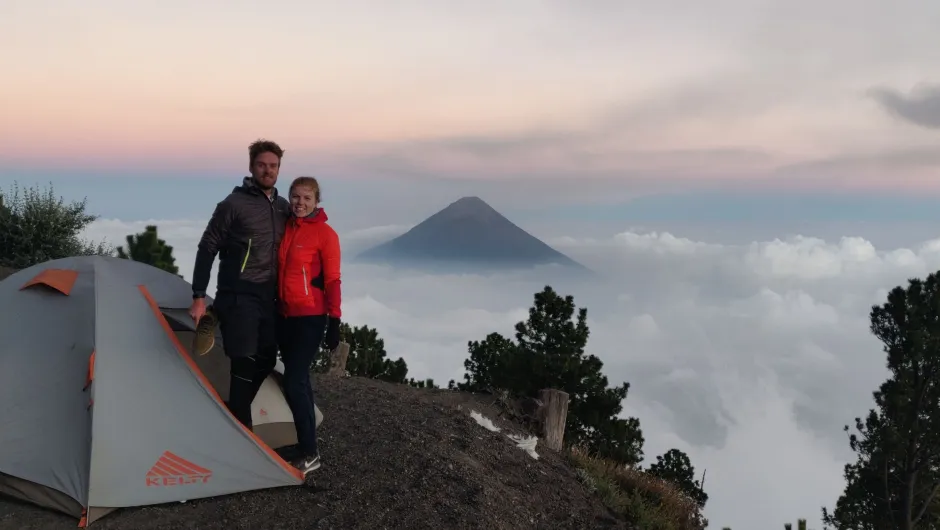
[356,196,588,272]
[0,376,627,530]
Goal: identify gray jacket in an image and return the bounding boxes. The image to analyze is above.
[191,177,291,298]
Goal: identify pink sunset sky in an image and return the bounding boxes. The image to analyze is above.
[2,0,939,191]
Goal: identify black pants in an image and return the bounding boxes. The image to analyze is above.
[278,314,326,458]
[215,289,278,430]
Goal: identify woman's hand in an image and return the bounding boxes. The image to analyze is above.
[324,317,341,350]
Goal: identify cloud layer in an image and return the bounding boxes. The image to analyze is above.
[79,216,940,529]
[869,83,940,130]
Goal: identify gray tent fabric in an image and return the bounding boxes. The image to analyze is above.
[0,266,95,513]
[0,256,319,526]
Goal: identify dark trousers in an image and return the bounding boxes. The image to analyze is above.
[215,289,278,430]
[278,314,326,458]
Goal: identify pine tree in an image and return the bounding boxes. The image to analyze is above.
[459,285,645,465]
[314,323,409,383]
[407,378,438,389]
[648,449,709,507]
[822,272,940,530]
[116,225,180,276]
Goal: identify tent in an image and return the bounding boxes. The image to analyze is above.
[0,255,322,526]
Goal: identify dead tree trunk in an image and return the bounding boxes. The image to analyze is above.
[326,342,350,377]
[538,388,569,451]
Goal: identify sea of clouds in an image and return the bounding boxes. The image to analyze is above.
[81,217,940,529]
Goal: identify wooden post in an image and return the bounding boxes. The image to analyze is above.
[538,388,569,451]
[326,341,350,377]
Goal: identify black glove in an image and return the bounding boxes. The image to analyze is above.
[324,317,341,351]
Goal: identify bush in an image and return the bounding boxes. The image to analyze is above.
[0,181,112,268]
[0,266,16,281]
[567,446,707,530]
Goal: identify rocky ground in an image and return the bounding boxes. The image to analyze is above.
[0,375,627,530]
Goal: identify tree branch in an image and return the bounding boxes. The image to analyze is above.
[884,456,893,518]
[905,368,924,469]
[912,481,940,524]
[907,372,928,465]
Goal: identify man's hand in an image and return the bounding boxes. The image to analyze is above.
[324,317,341,351]
[189,297,207,323]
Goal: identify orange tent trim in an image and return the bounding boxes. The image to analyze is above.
[20,269,79,295]
[85,350,96,390]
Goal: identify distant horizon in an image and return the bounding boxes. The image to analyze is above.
[6,173,940,225]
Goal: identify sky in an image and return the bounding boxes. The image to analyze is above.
[3,0,940,195]
[4,0,940,528]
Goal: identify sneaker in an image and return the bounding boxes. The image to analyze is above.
[294,455,321,477]
[192,305,218,356]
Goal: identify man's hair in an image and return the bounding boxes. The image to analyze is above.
[290,176,321,202]
[248,139,284,165]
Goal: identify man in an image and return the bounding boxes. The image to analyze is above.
[188,139,291,432]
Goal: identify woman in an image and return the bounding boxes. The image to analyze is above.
[276,175,342,476]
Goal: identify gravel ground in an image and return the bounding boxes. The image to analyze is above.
[0,375,627,530]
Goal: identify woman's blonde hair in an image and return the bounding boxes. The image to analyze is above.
[289,176,320,202]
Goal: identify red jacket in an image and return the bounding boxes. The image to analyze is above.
[276,208,342,318]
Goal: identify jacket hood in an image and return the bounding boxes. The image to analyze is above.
[233,176,281,199]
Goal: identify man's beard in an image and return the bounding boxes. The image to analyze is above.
[254,174,276,189]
